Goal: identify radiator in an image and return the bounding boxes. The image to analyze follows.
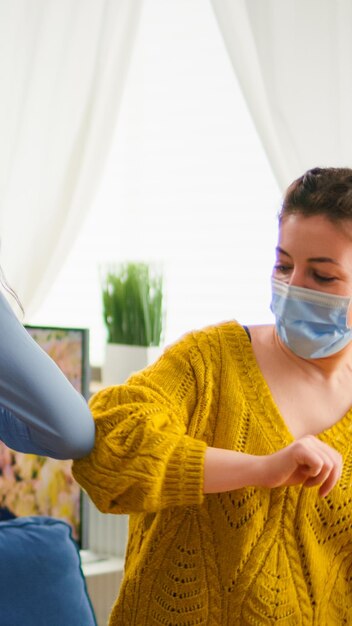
[83,501,127,625]
[87,500,128,557]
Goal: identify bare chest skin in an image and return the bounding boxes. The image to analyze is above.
[248,324,352,439]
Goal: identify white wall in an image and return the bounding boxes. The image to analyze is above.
[30,0,280,366]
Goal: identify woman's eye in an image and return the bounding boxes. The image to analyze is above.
[273,264,291,274]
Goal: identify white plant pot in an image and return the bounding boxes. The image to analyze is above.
[102,343,163,386]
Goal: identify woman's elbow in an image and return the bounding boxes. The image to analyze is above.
[69,425,95,459]
[58,406,95,459]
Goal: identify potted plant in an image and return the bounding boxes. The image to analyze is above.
[101,261,164,386]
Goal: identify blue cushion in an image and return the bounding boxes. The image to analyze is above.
[0,516,96,626]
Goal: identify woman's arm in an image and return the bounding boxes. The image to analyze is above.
[0,292,95,459]
[73,327,343,515]
[204,436,342,497]
[72,334,209,513]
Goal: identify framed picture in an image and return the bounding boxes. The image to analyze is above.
[25,326,90,400]
[0,326,90,546]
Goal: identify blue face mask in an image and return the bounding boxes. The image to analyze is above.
[270,278,352,358]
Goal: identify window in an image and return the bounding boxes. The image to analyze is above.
[31,0,280,365]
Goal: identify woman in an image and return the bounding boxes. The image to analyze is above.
[73,167,352,625]
[0,276,94,459]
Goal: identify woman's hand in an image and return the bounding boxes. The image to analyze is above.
[203,436,343,497]
[257,435,343,497]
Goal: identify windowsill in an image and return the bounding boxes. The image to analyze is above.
[81,553,125,578]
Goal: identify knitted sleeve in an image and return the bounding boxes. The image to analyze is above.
[72,332,210,514]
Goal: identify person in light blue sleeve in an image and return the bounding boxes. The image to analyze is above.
[0,273,95,460]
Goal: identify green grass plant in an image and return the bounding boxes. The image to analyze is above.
[101,262,164,346]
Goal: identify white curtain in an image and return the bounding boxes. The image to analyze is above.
[210,0,352,190]
[0,0,142,315]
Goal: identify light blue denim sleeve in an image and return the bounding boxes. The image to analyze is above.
[0,292,95,459]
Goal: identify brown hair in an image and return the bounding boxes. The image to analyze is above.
[280,167,352,223]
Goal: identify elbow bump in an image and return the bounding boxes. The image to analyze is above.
[69,421,96,459]
[58,411,96,460]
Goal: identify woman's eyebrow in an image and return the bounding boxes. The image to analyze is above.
[276,246,339,265]
[276,246,291,257]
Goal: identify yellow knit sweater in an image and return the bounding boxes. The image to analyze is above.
[72,322,352,625]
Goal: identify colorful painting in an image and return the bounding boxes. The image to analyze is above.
[0,448,81,540]
[26,328,85,394]
[0,327,89,543]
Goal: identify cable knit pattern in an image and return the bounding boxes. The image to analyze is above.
[72,322,352,625]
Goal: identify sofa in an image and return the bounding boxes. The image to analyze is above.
[0,516,97,626]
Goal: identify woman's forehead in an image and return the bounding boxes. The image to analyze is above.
[278,214,352,257]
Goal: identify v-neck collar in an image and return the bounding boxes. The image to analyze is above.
[220,321,352,456]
